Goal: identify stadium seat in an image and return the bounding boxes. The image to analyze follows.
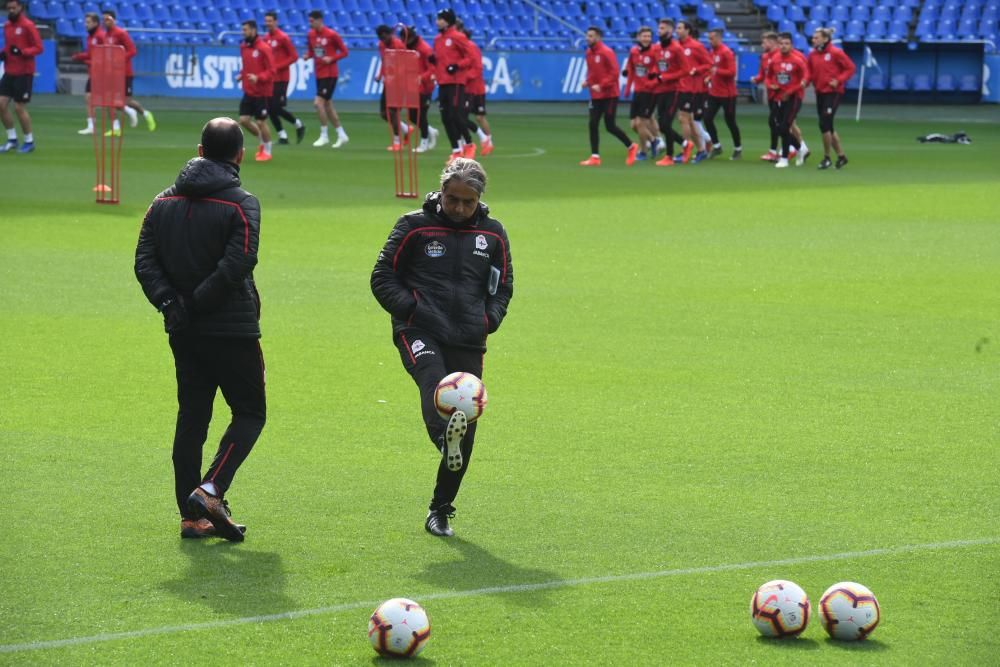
[959,74,980,91]
[868,20,888,38]
[889,73,909,90]
[805,19,822,35]
[936,72,956,90]
[912,73,932,90]
[831,5,850,22]
[787,5,806,22]
[767,6,786,22]
[850,7,871,22]
[887,20,909,40]
[844,19,865,40]
[892,7,912,23]
[810,6,829,22]
[873,6,892,22]
[936,18,958,38]
[867,71,886,89]
[915,18,936,38]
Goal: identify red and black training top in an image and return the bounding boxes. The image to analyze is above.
[371,192,514,351]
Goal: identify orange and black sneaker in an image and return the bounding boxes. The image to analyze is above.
[180,517,216,539]
[187,488,245,542]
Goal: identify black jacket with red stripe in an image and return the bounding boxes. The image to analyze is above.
[135,158,262,338]
[371,192,513,351]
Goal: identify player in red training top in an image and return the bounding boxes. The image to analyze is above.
[579,26,636,166]
[375,24,413,152]
[673,20,709,164]
[102,10,156,135]
[306,10,349,148]
[704,29,742,160]
[456,23,493,158]
[808,27,855,169]
[765,32,810,168]
[71,12,105,135]
[264,12,305,145]
[623,25,659,163]
[652,19,686,167]
[403,26,440,153]
[433,8,473,163]
[750,32,780,161]
[236,20,274,162]
[0,0,43,153]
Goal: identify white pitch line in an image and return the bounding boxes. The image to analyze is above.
[1,536,996,655]
[489,147,546,158]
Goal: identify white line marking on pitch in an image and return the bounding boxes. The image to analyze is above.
[489,147,546,158]
[1,537,995,654]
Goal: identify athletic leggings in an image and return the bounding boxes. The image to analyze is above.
[588,97,632,154]
[656,92,685,155]
[703,95,741,147]
[772,97,802,158]
[438,84,466,150]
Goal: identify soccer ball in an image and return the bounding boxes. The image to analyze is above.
[367,598,431,658]
[433,372,487,422]
[819,582,881,640]
[750,580,811,637]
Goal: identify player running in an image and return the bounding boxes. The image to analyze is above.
[674,20,709,164]
[434,8,473,164]
[653,19,685,167]
[101,10,156,135]
[72,12,105,135]
[623,26,659,162]
[579,26,636,166]
[236,20,274,162]
[808,27,855,169]
[765,32,810,168]
[459,24,493,157]
[264,12,305,145]
[305,10,349,148]
[704,29,742,159]
[1,0,42,153]
[404,26,440,153]
[370,158,513,538]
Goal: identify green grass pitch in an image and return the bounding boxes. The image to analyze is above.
[1,98,998,664]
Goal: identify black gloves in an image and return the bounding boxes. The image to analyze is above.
[446,64,457,74]
[0,51,5,62]
[159,295,190,335]
[427,54,437,65]
[10,46,21,56]
[621,68,628,77]
[647,72,658,80]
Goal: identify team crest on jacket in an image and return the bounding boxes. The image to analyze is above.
[824,53,832,61]
[445,38,453,46]
[425,240,446,257]
[475,234,488,250]
[252,50,259,57]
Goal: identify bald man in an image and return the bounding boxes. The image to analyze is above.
[135,118,265,541]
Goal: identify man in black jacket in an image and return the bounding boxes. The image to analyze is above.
[135,117,264,542]
[371,158,514,537]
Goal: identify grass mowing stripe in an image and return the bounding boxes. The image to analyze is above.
[3,536,995,655]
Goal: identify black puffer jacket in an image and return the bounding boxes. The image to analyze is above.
[135,158,262,338]
[371,192,514,351]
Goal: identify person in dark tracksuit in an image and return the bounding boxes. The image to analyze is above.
[135,117,264,542]
[371,158,513,537]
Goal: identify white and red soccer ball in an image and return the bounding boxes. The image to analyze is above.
[819,581,881,640]
[368,598,431,658]
[433,372,487,422]
[750,580,811,637]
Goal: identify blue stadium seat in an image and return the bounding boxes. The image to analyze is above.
[868,20,888,38]
[135,5,153,22]
[810,6,829,22]
[981,18,999,37]
[889,73,909,90]
[850,7,870,22]
[805,19,821,35]
[766,6,785,22]
[959,18,979,38]
[844,19,865,40]
[831,5,850,22]
[936,72,956,90]
[959,73,980,91]
[912,73,932,90]
[921,6,940,21]
[936,18,957,38]
[892,7,912,23]
[915,18,936,38]
[778,19,797,33]
[787,5,806,22]
[887,20,909,40]
[873,6,892,22]
[867,71,886,89]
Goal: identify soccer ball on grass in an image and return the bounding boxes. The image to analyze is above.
[750,579,811,637]
[819,581,880,640]
[367,598,431,658]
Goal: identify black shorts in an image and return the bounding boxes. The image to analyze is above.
[0,74,33,103]
[655,91,679,120]
[316,77,337,100]
[272,81,289,107]
[693,92,707,118]
[676,92,694,112]
[125,76,134,97]
[85,77,92,93]
[588,97,619,117]
[465,93,486,115]
[816,92,842,131]
[239,95,269,120]
[629,92,655,119]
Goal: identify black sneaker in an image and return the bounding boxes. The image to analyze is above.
[710,146,723,158]
[278,137,289,145]
[443,410,467,472]
[187,488,245,542]
[425,504,455,537]
[835,155,848,169]
[296,124,306,144]
[730,148,742,160]
[818,157,832,170]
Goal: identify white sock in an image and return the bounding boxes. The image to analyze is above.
[123,106,137,122]
[591,153,599,158]
[393,136,401,145]
[429,126,439,134]
[734,145,742,151]
[264,141,272,153]
[713,142,721,149]
[86,117,94,130]
[399,122,409,134]
[458,138,466,147]
[452,148,461,154]
[7,128,16,141]
[800,140,809,152]
[320,126,329,138]
[112,119,121,131]
[199,482,219,497]
[278,130,288,139]
[294,118,303,128]
[143,110,152,119]
[476,128,488,142]
[336,125,347,138]
[768,148,778,154]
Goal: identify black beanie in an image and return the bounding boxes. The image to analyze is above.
[437,8,457,25]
